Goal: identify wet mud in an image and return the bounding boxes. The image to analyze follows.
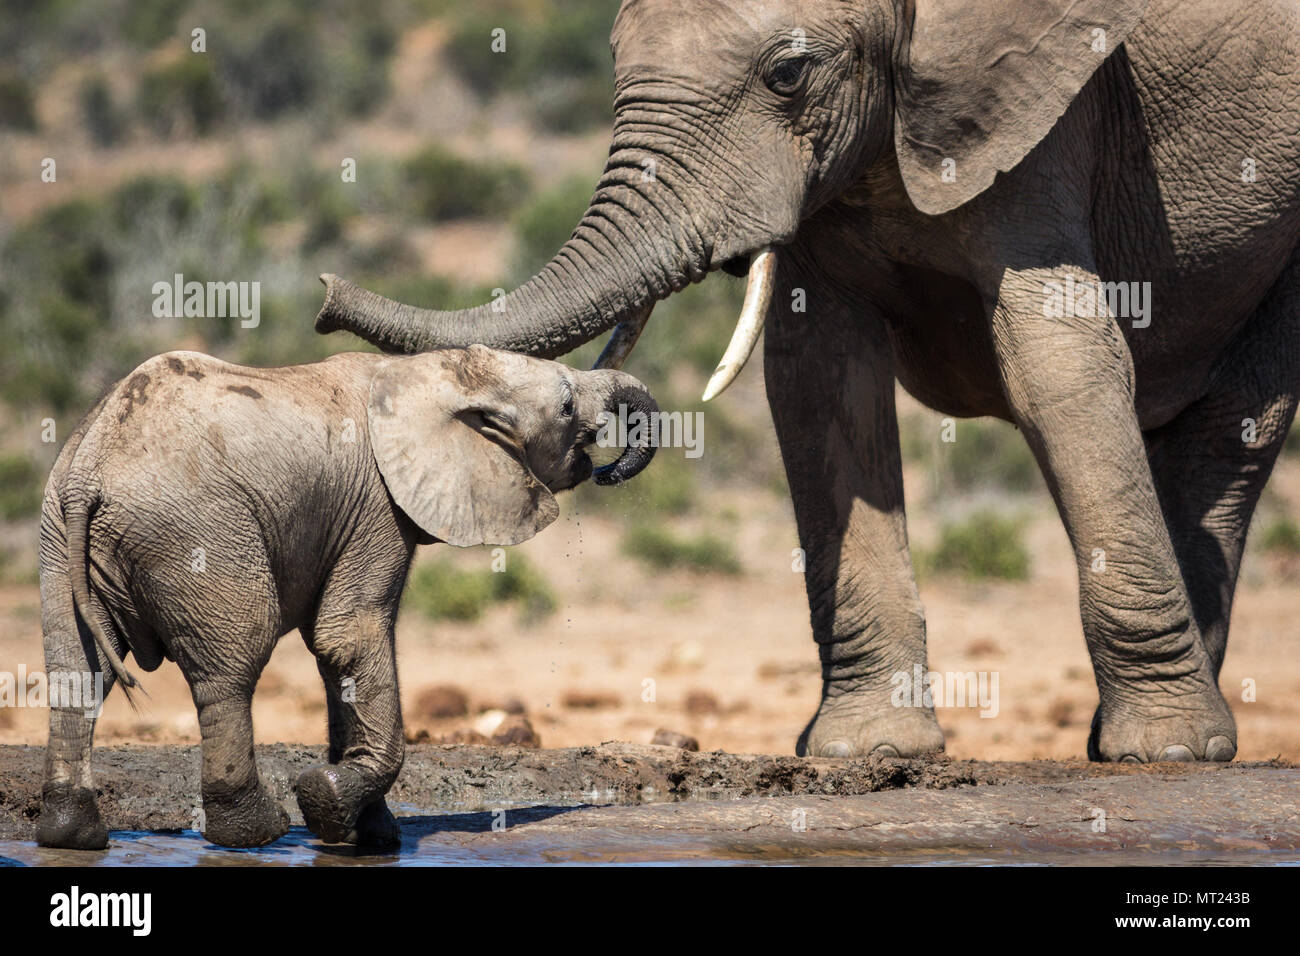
[1,744,1295,864]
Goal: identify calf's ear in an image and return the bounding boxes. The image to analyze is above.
[895,0,1148,215]
[367,350,559,547]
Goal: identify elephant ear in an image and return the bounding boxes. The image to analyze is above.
[895,0,1148,215]
[367,350,559,548]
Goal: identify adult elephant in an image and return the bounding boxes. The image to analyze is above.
[316,0,1300,762]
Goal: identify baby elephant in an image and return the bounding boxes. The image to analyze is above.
[37,344,656,850]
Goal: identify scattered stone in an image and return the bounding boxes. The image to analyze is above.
[1046,697,1074,728]
[491,715,541,748]
[473,709,508,737]
[684,690,720,716]
[562,689,620,709]
[413,684,470,720]
[651,728,699,751]
[757,660,818,680]
[663,641,704,671]
[476,695,526,716]
[428,729,491,746]
[965,638,1002,658]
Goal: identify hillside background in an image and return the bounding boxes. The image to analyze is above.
[1,0,1296,759]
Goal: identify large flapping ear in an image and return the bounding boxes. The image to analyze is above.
[367,349,559,547]
[895,0,1148,215]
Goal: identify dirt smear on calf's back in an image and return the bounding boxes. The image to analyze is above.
[116,373,151,423]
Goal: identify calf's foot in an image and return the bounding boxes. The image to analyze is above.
[346,798,401,848]
[202,779,290,848]
[296,763,381,844]
[37,784,109,850]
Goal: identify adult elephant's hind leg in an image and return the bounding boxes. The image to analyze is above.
[765,285,942,759]
[1146,248,1300,679]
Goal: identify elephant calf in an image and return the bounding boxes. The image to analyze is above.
[36,344,656,850]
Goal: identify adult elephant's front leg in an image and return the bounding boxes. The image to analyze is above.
[992,266,1236,762]
[765,285,943,759]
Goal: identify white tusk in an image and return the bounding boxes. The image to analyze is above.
[702,247,777,401]
[592,304,654,371]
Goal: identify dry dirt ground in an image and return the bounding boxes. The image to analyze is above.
[2,417,1298,764]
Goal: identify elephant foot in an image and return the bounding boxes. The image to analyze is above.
[201,779,290,848]
[37,784,109,850]
[344,799,402,849]
[797,689,945,758]
[1087,679,1237,763]
[296,764,376,844]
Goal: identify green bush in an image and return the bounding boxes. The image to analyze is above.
[0,455,43,521]
[1284,422,1299,458]
[405,560,495,622]
[621,524,741,575]
[137,55,225,136]
[907,418,1041,495]
[121,0,186,49]
[0,71,38,130]
[919,510,1031,581]
[80,76,129,147]
[1259,516,1300,555]
[404,553,558,623]
[492,555,558,624]
[577,451,697,517]
[445,1,618,132]
[511,175,594,281]
[402,146,529,222]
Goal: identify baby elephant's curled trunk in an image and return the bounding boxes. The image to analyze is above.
[594,383,659,486]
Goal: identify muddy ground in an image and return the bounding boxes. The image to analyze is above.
[2,744,1296,864]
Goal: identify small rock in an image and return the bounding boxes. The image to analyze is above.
[562,689,620,709]
[756,660,817,680]
[651,728,699,751]
[965,638,1002,658]
[491,715,541,748]
[476,695,526,716]
[473,709,508,737]
[413,684,470,719]
[1046,697,1074,728]
[429,729,491,746]
[665,641,705,671]
[684,690,720,716]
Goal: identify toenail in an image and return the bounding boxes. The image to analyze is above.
[1205,736,1235,761]
[820,740,853,758]
[871,744,900,757]
[1158,745,1195,762]
[1119,754,1142,763]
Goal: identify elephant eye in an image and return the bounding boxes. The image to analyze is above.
[765,56,811,95]
[560,383,575,418]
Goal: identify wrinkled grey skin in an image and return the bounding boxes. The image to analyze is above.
[316,0,1300,763]
[37,345,655,850]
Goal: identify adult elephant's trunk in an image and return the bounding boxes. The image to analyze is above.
[591,373,659,486]
[315,147,711,361]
